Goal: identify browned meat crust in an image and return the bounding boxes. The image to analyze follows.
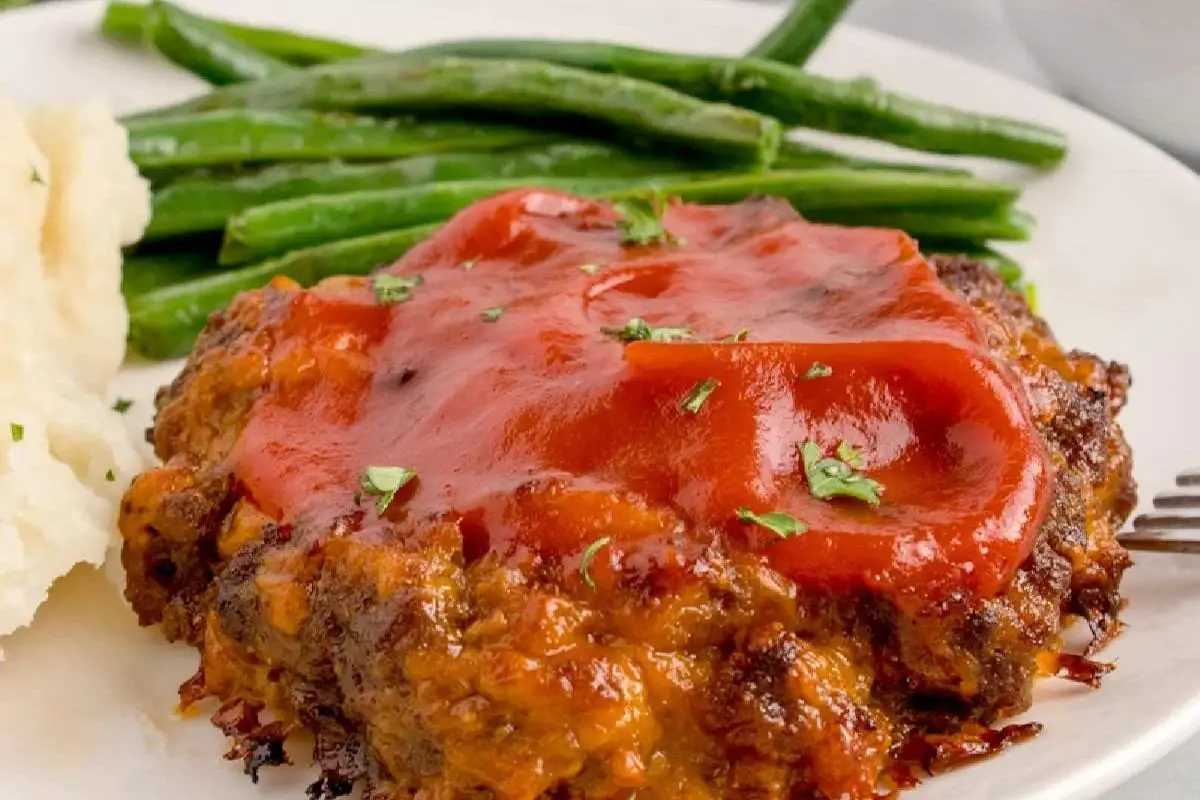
[120,260,1134,799]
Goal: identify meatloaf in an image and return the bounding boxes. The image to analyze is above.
[119,190,1134,800]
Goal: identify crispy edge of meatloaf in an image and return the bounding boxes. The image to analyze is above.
[118,260,1135,800]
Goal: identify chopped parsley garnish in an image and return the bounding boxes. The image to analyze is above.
[804,362,833,379]
[112,398,134,414]
[481,306,505,322]
[800,440,882,506]
[9,423,23,442]
[105,469,116,482]
[30,167,43,185]
[614,195,678,246]
[678,378,719,414]
[723,329,750,343]
[736,508,807,539]
[579,263,603,275]
[372,274,423,304]
[360,465,417,515]
[836,441,865,470]
[580,536,611,590]
[1025,283,1039,310]
[461,258,478,271]
[602,317,693,343]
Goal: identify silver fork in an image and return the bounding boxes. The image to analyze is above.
[1120,469,1200,554]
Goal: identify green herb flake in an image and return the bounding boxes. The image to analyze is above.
[105,469,116,482]
[735,507,807,539]
[602,317,692,343]
[804,362,833,379]
[360,465,418,515]
[112,398,134,414]
[481,306,505,323]
[679,378,719,415]
[722,329,750,343]
[579,263,603,275]
[800,440,882,506]
[836,441,865,470]
[580,536,612,590]
[30,167,43,185]
[461,258,479,271]
[372,273,423,305]
[614,195,678,247]
[9,423,23,442]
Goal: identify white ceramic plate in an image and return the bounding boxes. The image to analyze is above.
[2,1,1200,799]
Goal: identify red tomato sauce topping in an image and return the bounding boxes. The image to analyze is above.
[232,189,1052,610]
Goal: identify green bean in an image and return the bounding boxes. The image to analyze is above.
[128,224,440,360]
[125,109,559,170]
[145,0,291,85]
[774,139,966,175]
[980,251,1025,286]
[802,207,1033,242]
[778,139,971,174]
[1023,282,1038,310]
[219,175,681,266]
[145,137,967,242]
[121,250,224,299]
[391,41,1067,166]
[154,57,784,167]
[746,0,853,66]
[771,138,869,169]
[145,142,690,240]
[101,1,371,64]
[223,168,1020,266]
[100,0,152,43]
[604,169,1020,212]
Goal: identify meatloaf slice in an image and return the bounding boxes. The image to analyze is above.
[120,195,1134,800]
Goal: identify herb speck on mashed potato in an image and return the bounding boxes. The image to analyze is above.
[0,96,150,644]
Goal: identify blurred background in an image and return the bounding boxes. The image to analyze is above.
[839,0,1049,85]
[770,0,1200,169]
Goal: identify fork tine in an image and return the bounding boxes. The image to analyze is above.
[1177,471,1200,487]
[1132,514,1200,531]
[1153,492,1200,509]
[1121,537,1200,555]
[1119,471,1200,552]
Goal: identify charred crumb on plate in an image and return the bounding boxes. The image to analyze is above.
[179,667,209,709]
[245,737,289,783]
[897,721,1043,777]
[306,775,355,800]
[1080,594,1128,656]
[306,720,367,799]
[210,698,292,782]
[1050,653,1116,689]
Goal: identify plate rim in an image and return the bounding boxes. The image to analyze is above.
[4,2,1200,800]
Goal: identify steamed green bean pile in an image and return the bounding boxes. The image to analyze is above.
[106,0,1053,360]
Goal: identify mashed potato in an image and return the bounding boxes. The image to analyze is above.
[0,96,150,640]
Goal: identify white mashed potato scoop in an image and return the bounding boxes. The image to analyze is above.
[0,95,150,643]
